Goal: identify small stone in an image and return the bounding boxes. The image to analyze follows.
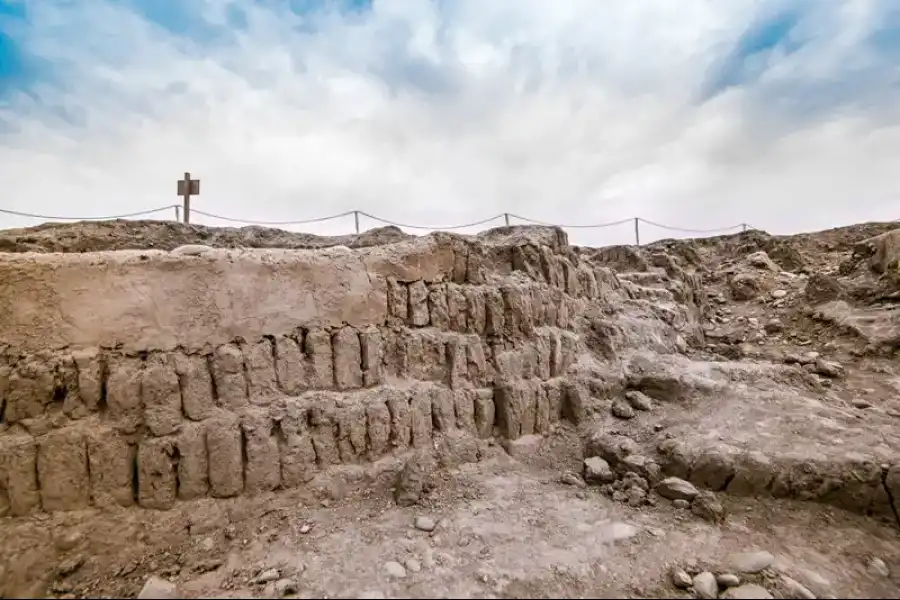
[612,490,627,502]
[730,551,775,574]
[584,457,616,484]
[851,399,872,409]
[781,576,816,599]
[171,244,213,256]
[274,579,298,598]
[720,583,774,599]
[611,399,635,419]
[813,359,844,379]
[771,289,787,299]
[673,499,690,509]
[383,561,407,579]
[255,568,281,584]
[671,568,692,589]
[692,571,718,599]
[868,557,890,577]
[58,556,85,577]
[717,573,741,588]
[137,576,180,600]
[656,477,699,501]
[404,558,422,573]
[691,491,725,523]
[414,516,437,532]
[625,390,653,411]
[764,319,784,334]
[299,523,312,534]
[559,471,587,488]
[626,486,646,507]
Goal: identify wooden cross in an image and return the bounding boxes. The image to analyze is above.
[176,172,200,224]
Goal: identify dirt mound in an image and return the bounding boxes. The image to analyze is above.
[1,219,900,599]
[0,219,413,253]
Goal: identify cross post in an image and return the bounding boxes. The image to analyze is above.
[176,172,200,224]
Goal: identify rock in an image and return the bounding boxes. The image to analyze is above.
[720,583,774,599]
[781,576,816,599]
[868,557,890,577]
[813,359,845,379]
[691,491,725,523]
[771,289,787,299]
[274,579,298,598]
[137,576,180,600]
[58,555,85,577]
[404,558,422,573]
[730,551,775,574]
[394,453,433,507]
[656,477,699,502]
[746,251,779,271]
[671,568,693,589]
[359,591,386,599]
[620,454,661,483]
[383,561,407,579]
[414,516,437,532]
[612,489,627,502]
[764,319,784,334]
[626,486,646,507]
[611,399,635,419]
[805,273,843,305]
[851,399,872,409]
[255,568,281,584]
[584,457,616,484]
[171,244,213,256]
[625,390,653,411]
[559,472,587,488]
[717,573,741,588]
[673,499,690,509]
[729,273,762,301]
[692,571,718,599]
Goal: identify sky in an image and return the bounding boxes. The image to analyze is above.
[1,0,900,246]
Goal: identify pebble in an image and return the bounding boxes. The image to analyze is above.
[868,557,890,577]
[852,399,872,409]
[720,583,774,599]
[559,472,587,488]
[58,556,85,577]
[656,477,700,502]
[692,571,718,599]
[730,551,775,574]
[691,492,725,523]
[717,573,741,588]
[414,516,437,532]
[611,399,636,419]
[625,390,653,411]
[383,561,407,579]
[584,457,616,484]
[255,568,281,584]
[781,576,816,599]
[299,523,313,534]
[673,499,690,509]
[137,576,180,600]
[771,289,787,299]
[671,568,692,589]
[404,558,422,573]
[274,579,298,598]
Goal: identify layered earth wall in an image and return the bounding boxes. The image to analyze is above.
[0,228,610,516]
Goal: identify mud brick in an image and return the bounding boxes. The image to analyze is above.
[360,326,383,387]
[335,399,367,463]
[465,336,489,386]
[365,397,392,460]
[386,389,411,450]
[308,395,340,465]
[447,338,468,389]
[447,285,468,332]
[244,339,280,405]
[275,334,307,395]
[408,280,429,326]
[37,429,90,512]
[387,277,409,324]
[473,389,496,438]
[464,288,486,334]
[278,399,317,487]
[428,284,450,329]
[86,427,134,508]
[484,289,505,336]
[332,327,363,391]
[454,389,477,434]
[543,380,563,423]
[5,356,56,423]
[409,386,433,449]
[243,411,281,493]
[534,383,551,435]
[142,353,183,436]
[174,352,215,421]
[177,423,209,500]
[431,387,457,433]
[72,348,103,412]
[304,328,334,389]
[212,344,248,410]
[137,438,177,510]
[206,415,244,498]
[0,434,40,516]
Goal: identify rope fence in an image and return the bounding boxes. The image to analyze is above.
[0,204,757,246]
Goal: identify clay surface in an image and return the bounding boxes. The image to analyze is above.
[2,219,900,599]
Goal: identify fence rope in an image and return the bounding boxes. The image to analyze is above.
[0,205,179,221]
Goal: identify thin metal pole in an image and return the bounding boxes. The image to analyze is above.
[634,217,640,246]
[354,210,360,234]
[504,213,510,226]
[175,206,180,222]
[182,172,191,224]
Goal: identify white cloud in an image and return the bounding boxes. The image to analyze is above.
[1,0,899,246]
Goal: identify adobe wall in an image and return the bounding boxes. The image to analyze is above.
[0,229,612,517]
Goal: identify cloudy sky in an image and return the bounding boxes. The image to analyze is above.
[1,0,899,246]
